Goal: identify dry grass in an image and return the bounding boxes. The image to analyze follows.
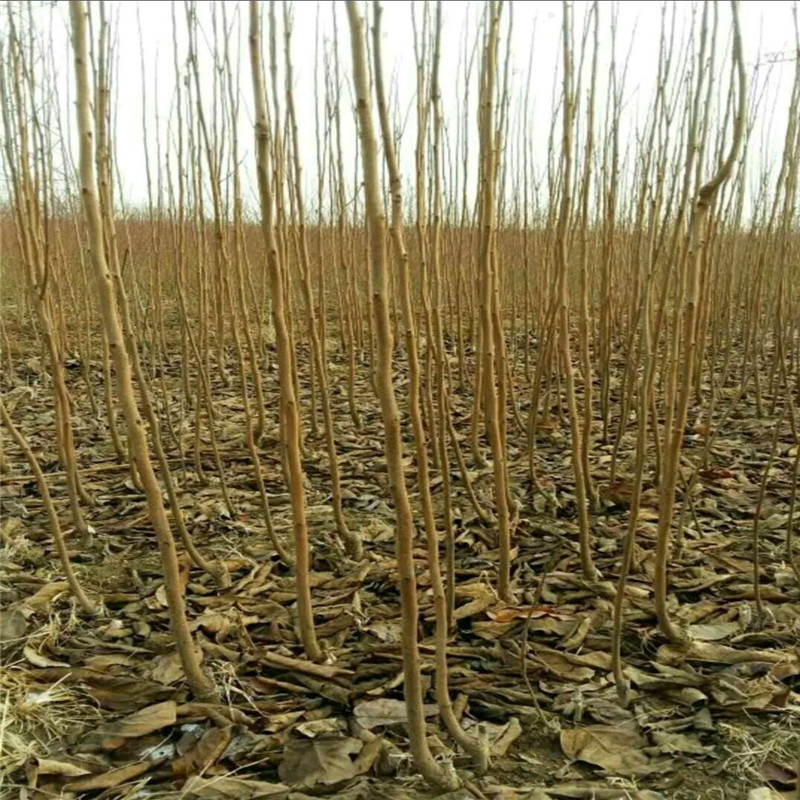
[0,606,100,788]
[0,670,93,776]
[719,711,800,784]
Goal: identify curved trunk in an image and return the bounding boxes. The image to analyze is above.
[69,0,215,701]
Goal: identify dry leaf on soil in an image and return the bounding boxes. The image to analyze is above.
[149,651,185,685]
[0,608,28,642]
[278,736,369,787]
[35,756,93,777]
[80,700,177,750]
[544,785,665,799]
[486,717,523,756]
[22,582,70,614]
[747,789,790,800]
[182,775,290,798]
[23,645,70,668]
[651,731,713,755]
[64,761,150,791]
[560,725,650,774]
[353,697,436,730]
[172,725,232,777]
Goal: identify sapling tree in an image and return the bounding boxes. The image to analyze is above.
[346,0,461,788]
[249,0,322,662]
[69,0,216,701]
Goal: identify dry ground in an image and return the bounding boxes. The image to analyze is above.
[1,334,798,799]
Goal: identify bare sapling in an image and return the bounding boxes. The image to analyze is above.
[1,397,95,615]
[69,0,216,701]
[249,0,322,663]
[654,0,746,642]
[346,1,460,789]
[372,0,489,773]
[555,0,597,582]
[283,2,362,561]
[477,1,515,602]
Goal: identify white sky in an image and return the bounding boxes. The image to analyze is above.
[10,1,800,220]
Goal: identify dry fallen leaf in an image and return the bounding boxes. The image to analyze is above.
[296,718,347,737]
[487,717,523,756]
[688,621,739,641]
[278,736,366,787]
[0,608,28,642]
[81,700,177,750]
[172,725,232,777]
[559,616,593,651]
[487,605,566,623]
[353,697,437,730]
[560,725,650,774]
[658,641,794,666]
[545,785,665,799]
[22,582,70,614]
[452,588,497,621]
[64,761,150,791]
[534,650,594,682]
[35,756,93,777]
[149,651,185,685]
[23,645,70,668]
[181,775,290,798]
[747,789,787,800]
[651,731,713,755]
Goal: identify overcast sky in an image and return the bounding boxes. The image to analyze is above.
[13,1,800,219]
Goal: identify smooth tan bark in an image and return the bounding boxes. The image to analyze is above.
[69,0,216,701]
[346,1,459,789]
[654,0,746,641]
[249,0,322,663]
[372,0,489,773]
